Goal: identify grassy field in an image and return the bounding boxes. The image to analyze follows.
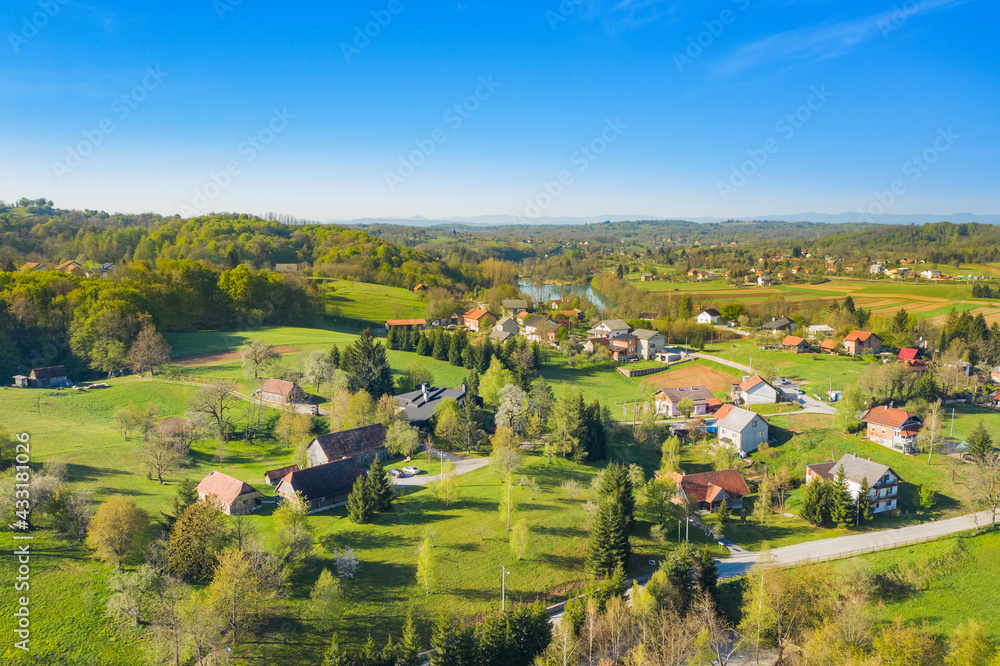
[315,279,427,324]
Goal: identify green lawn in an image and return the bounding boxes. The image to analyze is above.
[315,279,427,324]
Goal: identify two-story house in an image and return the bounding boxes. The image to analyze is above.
[609,335,638,361]
[523,315,557,343]
[716,406,768,454]
[844,330,881,356]
[806,453,902,514]
[501,299,528,316]
[632,328,666,360]
[463,308,496,332]
[861,405,923,453]
[587,319,632,340]
[491,316,520,342]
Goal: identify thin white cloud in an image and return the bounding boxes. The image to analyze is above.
[582,0,681,34]
[717,0,974,75]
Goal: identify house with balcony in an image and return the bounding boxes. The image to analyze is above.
[633,328,666,360]
[844,330,881,356]
[806,453,902,514]
[587,319,632,340]
[609,334,638,361]
[861,405,922,453]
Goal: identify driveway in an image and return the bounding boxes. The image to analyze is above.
[393,446,489,486]
[692,352,834,415]
[717,509,997,579]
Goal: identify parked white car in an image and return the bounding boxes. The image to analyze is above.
[402,466,421,476]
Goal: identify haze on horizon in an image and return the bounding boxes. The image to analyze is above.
[1,0,997,222]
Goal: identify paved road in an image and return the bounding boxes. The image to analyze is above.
[394,446,489,486]
[717,509,997,579]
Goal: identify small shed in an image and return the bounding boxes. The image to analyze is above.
[260,378,306,404]
[264,464,300,486]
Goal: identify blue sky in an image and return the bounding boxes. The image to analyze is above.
[1,0,996,221]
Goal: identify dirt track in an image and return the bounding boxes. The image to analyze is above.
[641,363,736,392]
[173,345,300,367]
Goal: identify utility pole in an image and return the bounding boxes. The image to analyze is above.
[678,519,682,544]
[500,564,510,612]
[439,451,444,478]
[951,408,955,437]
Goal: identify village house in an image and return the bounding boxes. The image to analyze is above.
[491,316,519,342]
[806,453,902,514]
[196,471,263,515]
[13,365,70,388]
[540,321,567,344]
[861,405,923,454]
[920,269,942,279]
[870,263,886,275]
[780,335,810,354]
[85,262,115,279]
[661,469,749,512]
[639,273,655,281]
[259,378,307,404]
[990,366,1000,383]
[632,328,666,360]
[731,375,779,405]
[587,319,632,340]
[274,263,303,273]
[819,339,838,354]
[523,315,557,342]
[395,383,474,429]
[653,385,720,417]
[761,316,794,333]
[56,259,85,276]
[263,464,299,486]
[609,334,638,362]
[463,308,496,332]
[19,261,45,271]
[697,309,721,325]
[844,330,881,356]
[716,406,769,455]
[583,336,609,353]
[412,283,427,293]
[501,299,528,316]
[275,457,367,513]
[306,424,387,467]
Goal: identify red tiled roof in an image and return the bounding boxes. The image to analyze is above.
[715,404,737,420]
[861,405,920,429]
[897,347,919,360]
[820,339,837,350]
[781,335,806,346]
[197,471,259,505]
[845,330,875,342]
[739,375,769,392]
[464,308,491,320]
[386,318,426,326]
[666,470,749,504]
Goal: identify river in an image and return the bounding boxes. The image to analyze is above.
[518,280,611,311]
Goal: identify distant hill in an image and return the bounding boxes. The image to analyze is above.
[333,212,1000,227]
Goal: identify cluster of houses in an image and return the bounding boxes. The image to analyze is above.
[196,423,388,516]
[19,259,114,279]
[385,299,578,348]
[582,319,670,362]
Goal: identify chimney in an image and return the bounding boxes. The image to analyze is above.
[421,383,430,402]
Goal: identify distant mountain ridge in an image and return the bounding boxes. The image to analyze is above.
[333,212,1000,227]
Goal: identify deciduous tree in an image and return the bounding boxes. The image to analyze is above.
[86,495,149,570]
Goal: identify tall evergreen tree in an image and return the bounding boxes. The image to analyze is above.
[830,465,852,528]
[856,476,874,524]
[429,615,479,666]
[367,455,395,513]
[416,333,431,356]
[346,329,395,399]
[586,463,634,573]
[800,479,828,526]
[433,331,448,360]
[347,475,376,524]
